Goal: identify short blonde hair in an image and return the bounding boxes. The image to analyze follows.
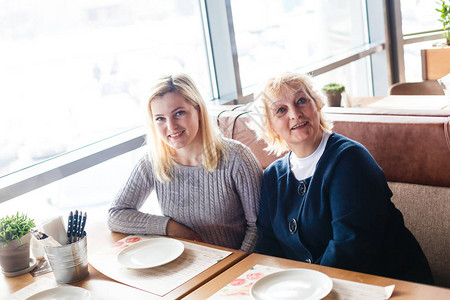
[251,72,333,156]
[146,73,225,182]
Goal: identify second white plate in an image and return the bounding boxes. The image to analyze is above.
[117,238,184,269]
[250,268,333,300]
[26,286,91,300]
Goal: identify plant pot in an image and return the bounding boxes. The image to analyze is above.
[0,233,31,272]
[325,92,342,107]
[421,47,450,80]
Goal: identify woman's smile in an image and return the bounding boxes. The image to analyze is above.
[168,130,185,139]
[291,121,308,130]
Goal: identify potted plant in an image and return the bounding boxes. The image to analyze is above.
[322,83,345,107]
[0,212,35,273]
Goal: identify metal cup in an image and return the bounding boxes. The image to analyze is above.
[44,236,89,283]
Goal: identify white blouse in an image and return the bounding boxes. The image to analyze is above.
[290,132,331,180]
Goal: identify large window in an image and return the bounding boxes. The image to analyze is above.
[230,0,368,91]
[0,0,211,177]
[1,0,389,205]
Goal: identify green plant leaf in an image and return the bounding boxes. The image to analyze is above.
[437,0,450,35]
[0,212,35,247]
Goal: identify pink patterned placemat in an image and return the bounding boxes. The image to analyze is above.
[208,264,394,300]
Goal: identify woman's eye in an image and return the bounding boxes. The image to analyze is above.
[175,110,186,117]
[155,117,165,122]
[297,97,308,105]
[275,107,286,115]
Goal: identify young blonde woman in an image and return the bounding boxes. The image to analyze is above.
[253,72,433,284]
[108,73,262,252]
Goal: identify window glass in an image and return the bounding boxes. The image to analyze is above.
[0,146,161,223]
[0,0,211,177]
[404,39,443,82]
[401,0,441,35]
[314,57,372,105]
[230,0,367,90]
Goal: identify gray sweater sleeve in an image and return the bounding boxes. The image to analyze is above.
[107,156,170,235]
[230,142,263,252]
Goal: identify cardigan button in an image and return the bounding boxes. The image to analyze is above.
[298,181,307,196]
[288,219,297,234]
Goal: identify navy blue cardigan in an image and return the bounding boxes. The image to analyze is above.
[256,133,433,284]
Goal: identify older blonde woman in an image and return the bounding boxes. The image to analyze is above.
[253,72,433,284]
[108,73,262,252]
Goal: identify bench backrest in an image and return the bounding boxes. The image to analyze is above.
[213,107,450,187]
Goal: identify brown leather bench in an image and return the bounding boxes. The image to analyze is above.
[212,105,450,287]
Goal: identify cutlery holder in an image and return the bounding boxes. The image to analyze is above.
[44,236,89,283]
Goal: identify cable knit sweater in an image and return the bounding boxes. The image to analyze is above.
[108,139,262,252]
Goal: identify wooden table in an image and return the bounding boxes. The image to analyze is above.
[352,95,450,110]
[323,95,450,118]
[184,253,450,299]
[0,222,247,300]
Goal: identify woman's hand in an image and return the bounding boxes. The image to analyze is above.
[166,219,203,242]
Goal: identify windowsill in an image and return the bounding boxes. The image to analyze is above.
[0,126,146,203]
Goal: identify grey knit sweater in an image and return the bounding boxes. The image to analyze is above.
[107,139,262,252]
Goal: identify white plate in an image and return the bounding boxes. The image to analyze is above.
[117,238,184,269]
[26,286,91,299]
[250,269,333,300]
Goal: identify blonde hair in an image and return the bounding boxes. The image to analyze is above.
[146,73,225,182]
[251,72,333,156]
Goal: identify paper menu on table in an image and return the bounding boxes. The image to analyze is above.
[8,277,102,300]
[89,235,232,297]
[329,278,394,300]
[6,277,58,300]
[208,264,394,300]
